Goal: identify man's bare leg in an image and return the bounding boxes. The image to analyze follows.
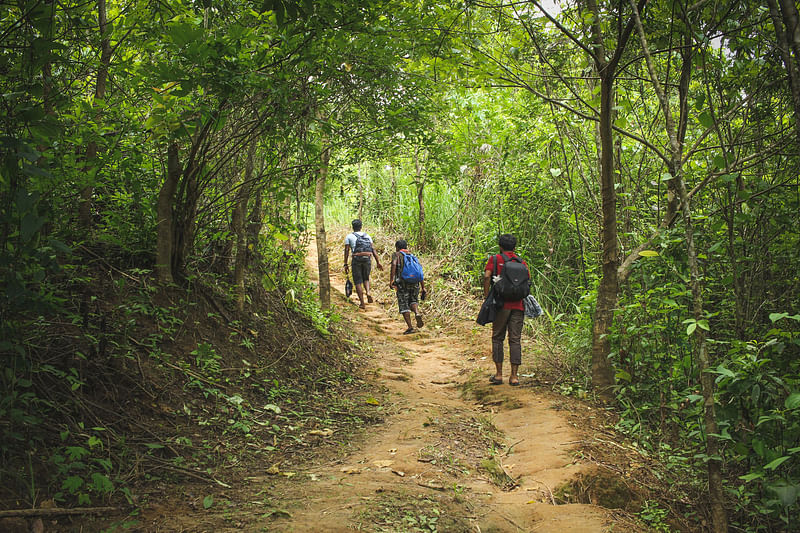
[355,284,366,309]
[364,279,373,303]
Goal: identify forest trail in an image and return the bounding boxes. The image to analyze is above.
[127,240,638,532]
[257,239,623,532]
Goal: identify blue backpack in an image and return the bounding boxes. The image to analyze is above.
[399,250,424,283]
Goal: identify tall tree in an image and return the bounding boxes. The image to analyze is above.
[629,3,727,528]
[315,140,332,309]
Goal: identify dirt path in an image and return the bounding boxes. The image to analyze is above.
[263,241,622,532]
[127,242,640,532]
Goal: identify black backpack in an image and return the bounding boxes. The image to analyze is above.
[493,253,530,301]
[353,232,373,254]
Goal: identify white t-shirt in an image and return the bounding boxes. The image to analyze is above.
[345,231,373,252]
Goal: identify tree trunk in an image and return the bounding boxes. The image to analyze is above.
[172,160,199,278]
[156,143,180,284]
[315,146,331,309]
[767,0,800,142]
[78,0,113,230]
[233,142,256,312]
[357,162,364,220]
[168,109,220,278]
[413,147,426,248]
[628,2,728,527]
[585,0,647,397]
[587,0,618,397]
[590,70,619,397]
[247,186,263,259]
[677,169,728,533]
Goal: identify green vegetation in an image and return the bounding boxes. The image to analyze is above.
[2,0,799,531]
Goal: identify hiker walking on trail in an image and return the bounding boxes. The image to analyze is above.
[484,234,530,386]
[389,240,426,334]
[344,219,383,310]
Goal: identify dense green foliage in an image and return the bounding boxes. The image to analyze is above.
[2,0,799,530]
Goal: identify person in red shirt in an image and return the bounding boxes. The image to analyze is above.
[483,234,528,386]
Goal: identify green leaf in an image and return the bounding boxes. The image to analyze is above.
[66,446,90,460]
[698,111,714,128]
[785,393,800,410]
[713,365,735,378]
[615,369,631,382]
[203,495,214,509]
[62,475,84,494]
[263,404,281,414]
[20,212,46,243]
[638,250,659,257]
[90,473,114,494]
[739,472,763,482]
[764,456,790,471]
[769,482,799,508]
[694,93,705,110]
[769,312,788,322]
[686,322,697,335]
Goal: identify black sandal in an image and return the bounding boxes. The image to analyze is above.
[489,376,503,385]
[403,328,416,334]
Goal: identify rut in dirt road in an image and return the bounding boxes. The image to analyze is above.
[262,245,635,532]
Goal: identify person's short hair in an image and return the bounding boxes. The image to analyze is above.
[395,239,408,250]
[498,233,516,251]
[352,219,362,231]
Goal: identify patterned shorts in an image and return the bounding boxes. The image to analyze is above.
[396,281,420,314]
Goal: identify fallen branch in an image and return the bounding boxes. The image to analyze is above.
[0,506,121,518]
[143,456,231,488]
[497,463,520,491]
[416,481,446,491]
[530,478,557,505]
[504,439,524,457]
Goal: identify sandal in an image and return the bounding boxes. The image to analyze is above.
[367,295,374,303]
[509,381,520,387]
[416,315,424,328]
[403,328,416,335]
[489,376,503,385]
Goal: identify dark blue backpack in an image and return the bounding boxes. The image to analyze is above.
[399,251,424,283]
[353,232,373,254]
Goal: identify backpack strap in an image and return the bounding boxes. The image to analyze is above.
[396,250,406,280]
[494,252,515,276]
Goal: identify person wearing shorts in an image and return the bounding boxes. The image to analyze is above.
[344,219,383,309]
[389,239,426,334]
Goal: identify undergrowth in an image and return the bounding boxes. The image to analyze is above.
[0,238,378,521]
